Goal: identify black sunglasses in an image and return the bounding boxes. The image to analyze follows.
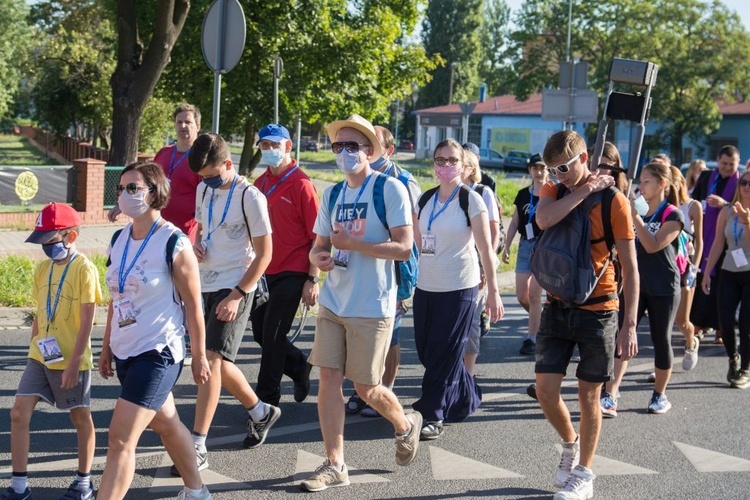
[331,142,371,154]
[739,179,750,187]
[116,183,153,195]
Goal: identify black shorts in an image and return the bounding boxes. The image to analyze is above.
[535,302,618,383]
[203,288,253,362]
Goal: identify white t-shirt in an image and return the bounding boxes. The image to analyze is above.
[314,172,411,318]
[195,177,272,292]
[106,221,189,361]
[472,183,500,222]
[417,187,487,292]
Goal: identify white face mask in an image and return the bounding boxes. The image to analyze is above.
[261,148,285,167]
[119,190,150,218]
[335,150,362,174]
[633,194,649,217]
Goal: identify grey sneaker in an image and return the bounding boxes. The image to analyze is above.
[244,404,281,449]
[420,421,444,441]
[554,464,595,500]
[59,480,94,500]
[554,437,580,488]
[170,447,209,476]
[300,460,350,492]
[395,411,422,466]
[682,337,699,371]
[731,369,750,389]
[176,484,212,499]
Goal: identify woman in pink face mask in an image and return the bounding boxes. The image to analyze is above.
[410,139,504,441]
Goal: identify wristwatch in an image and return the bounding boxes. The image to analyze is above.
[306,275,320,284]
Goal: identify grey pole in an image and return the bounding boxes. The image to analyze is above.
[274,56,283,125]
[296,112,301,160]
[211,0,227,133]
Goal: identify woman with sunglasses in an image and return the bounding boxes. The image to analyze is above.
[701,169,750,388]
[412,138,504,440]
[98,162,213,499]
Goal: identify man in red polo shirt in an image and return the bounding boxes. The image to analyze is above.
[250,124,320,406]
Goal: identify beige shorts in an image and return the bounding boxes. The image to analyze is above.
[309,305,393,385]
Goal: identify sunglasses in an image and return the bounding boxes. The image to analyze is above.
[739,179,750,187]
[434,157,462,167]
[547,153,581,176]
[331,142,371,154]
[116,183,152,195]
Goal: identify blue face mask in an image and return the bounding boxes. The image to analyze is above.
[42,240,70,262]
[203,172,227,189]
[370,156,387,171]
[335,150,362,174]
[261,148,285,167]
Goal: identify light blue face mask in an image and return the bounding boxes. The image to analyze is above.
[42,240,70,261]
[370,156,387,171]
[335,150,362,174]
[261,148,285,167]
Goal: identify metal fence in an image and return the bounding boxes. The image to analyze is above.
[104,166,124,209]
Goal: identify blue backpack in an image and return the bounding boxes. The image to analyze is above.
[328,169,419,301]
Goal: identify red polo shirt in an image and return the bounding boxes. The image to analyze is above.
[153,145,203,243]
[254,160,319,275]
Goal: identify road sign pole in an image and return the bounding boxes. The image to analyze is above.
[295,111,301,159]
[211,0,227,133]
[274,56,283,124]
[212,73,221,133]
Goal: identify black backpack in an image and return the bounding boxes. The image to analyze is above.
[417,185,472,226]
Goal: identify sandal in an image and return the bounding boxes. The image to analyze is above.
[346,393,366,414]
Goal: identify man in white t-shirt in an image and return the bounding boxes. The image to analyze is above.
[301,114,422,492]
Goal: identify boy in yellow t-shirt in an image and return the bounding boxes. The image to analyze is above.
[2,203,102,500]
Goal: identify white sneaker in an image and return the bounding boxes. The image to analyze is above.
[647,372,656,383]
[554,437,580,488]
[176,484,212,500]
[682,337,700,371]
[554,464,595,500]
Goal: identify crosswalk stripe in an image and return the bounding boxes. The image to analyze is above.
[554,445,658,476]
[674,441,750,472]
[149,453,253,493]
[429,446,523,480]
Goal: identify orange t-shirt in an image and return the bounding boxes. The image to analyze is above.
[540,182,634,311]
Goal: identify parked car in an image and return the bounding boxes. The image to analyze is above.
[399,139,414,151]
[478,148,505,169]
[304,140,320,152]
[503,150,531,171]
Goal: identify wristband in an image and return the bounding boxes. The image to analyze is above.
[234,285,248,298]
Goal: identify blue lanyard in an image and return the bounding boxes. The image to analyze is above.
[734,216,745,247]
[262,165,298,197]
[206,175,239,242]
[644,200,668,225]
[118,218,161,294]
[168,147,190,179]
[708,175,720,197]
[428,183,462,231]
[528,186,539,220]
[46,251,78,334]
[339,174,373,222]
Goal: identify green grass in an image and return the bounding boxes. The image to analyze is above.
[298,150,336,163]
[0,134,60,166]
[497,241,518,274]
[0,253,110,307]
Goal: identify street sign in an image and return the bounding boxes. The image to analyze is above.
[458,102,477,115]
[558,61,589,90]
[201,0,246,74]
[541,89,598,123]
[274,56,284,79]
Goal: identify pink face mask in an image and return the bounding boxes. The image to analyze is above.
[435,164,462,182]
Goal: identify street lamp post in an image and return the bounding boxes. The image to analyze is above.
[448,62,457,105]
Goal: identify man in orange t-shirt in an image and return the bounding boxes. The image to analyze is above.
[534,131,639,500]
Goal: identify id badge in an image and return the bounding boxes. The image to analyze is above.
[731,248,749,268]
[333,248,350,270]
[37,337,64,365]
[525,223,535,240]
[701,200,707,213]
[421,234,436,256]
[113,298,138,330]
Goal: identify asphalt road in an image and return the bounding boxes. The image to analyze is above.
[1,293,749,499]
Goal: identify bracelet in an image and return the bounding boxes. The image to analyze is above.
[234,285,248,298]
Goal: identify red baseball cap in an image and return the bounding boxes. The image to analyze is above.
[25,203,82,244]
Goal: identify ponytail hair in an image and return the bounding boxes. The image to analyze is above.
[642,162,679,207]
[670,166,690,205]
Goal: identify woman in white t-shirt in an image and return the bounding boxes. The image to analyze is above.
[412,138,504,441]
[98,161,213,500]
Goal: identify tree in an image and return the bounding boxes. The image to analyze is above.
[478,0,513,96]
[0,0,33,120]
[420,0,483,109]
[504,0,750,163]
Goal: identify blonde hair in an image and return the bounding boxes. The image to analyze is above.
[670,166,690,205]
[686,159,706,191]
[732,170,750,205]
[464,151,481,184]
[642,162,679,207]
[543,130,586,166]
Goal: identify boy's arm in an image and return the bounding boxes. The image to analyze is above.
[536,174,614,229]
[215,233,272,323]
[61,302,96,389]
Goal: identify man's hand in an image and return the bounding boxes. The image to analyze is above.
[617,324,638,361]
[302,281,319,308]
[330,222,356,251]
[706,194,727,209]
[312,251,334,271]
[61,364,79,390]
[193,243,206,262]
[585,171,615,194]
[215,293,242,322]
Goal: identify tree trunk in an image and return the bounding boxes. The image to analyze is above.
[240,117,259,177]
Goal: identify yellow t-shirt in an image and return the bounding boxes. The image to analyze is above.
[29,254,102,370]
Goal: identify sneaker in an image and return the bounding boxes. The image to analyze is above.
[345,393,366,414]
[294,363,312,403]
[554,437,580,488]
[554,464,595,500]
[682,337,700,371]
[647,392,672,414]
[480,311,490,337]
[300,460,350,492]
[526,383,538,400]
[170,447,209,476]
[731,370,750,389]
[59,480,94,500]
[243,405,281,449]
[728,354,741,383]
[0,487,31,500]
[519,338,536,356]
[176,484,212,499]
[600,391,618,418]
[395,411,422,466]
[360,405,381,418]
[647,372,656,383]
[420,421,444,441]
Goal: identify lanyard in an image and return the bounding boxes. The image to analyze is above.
[708,175,721,197]
[118,218,161,294]
[734,215,745,247]
[339,174,373,222]
[262,165,298,197]
[46,251,78,334]
[428,183,462,231]
[168,147,190,179]
[206,174,239,242]
[644,200,668,225]
[528,186,539,220]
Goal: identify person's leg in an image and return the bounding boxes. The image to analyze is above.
[464,290,484,375]
[717,270,742,360]
[318,367,346,466]
[193,350,224,435]
[677,285,697,349]
[383,343,401,388]
[516,272,531,312]
[9,396,39,475]
[649,294,679,396]
[737,276,750,371]
[354,382,410,434]
[528,275,544,338]
[577,381,603,468]
[536,373,576,441]
[69,407,95,479]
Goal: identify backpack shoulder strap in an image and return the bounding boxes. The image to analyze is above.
[474,183,486,196]
[372,174,389,231]
[417,186,439,220]
[601,187,617,252]
[240,185,252,239]
[660,203,676,223]
[459,184,471,226]
[165,230,181,275]
[201,184,209,203]
[327,180,346,221]
[106,228,124,267]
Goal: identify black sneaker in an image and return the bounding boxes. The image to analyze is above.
[59,480,94,500]
[519,338,536,356]
[728,354,741,383]
[243,405,281,449]
[294,363,312,403]
[170,447,209,476]
[0,487,31,500]
[526,383,538,400]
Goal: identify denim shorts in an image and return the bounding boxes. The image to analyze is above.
[515,238,535,274]
[115,347,182,411]
[535,302,618,383]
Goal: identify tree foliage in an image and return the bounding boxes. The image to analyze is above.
[478,0,513,97]
[504,0,750,162]
[0,0,33,120]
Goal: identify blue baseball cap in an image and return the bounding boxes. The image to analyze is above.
[256,124,291,145]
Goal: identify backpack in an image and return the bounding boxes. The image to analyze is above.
[417,184,473,226]
[660,204,690,275]
[530,185,619,305]
[473,183,506,255]
[328,172,419,301]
